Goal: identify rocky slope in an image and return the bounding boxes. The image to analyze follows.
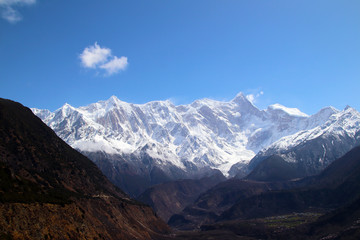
[137,171,226,222]
[0,98,169,239]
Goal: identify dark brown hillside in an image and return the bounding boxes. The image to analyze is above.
[220,145,360,221]
[0,98,169,239]
[246,155,302,182]
[166,146,360,239]
[168,179,290,229]
[137,171,225,222]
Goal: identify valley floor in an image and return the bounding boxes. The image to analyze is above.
[158,211,360,240]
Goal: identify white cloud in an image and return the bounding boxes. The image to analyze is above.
[0,0,36,23]
[80,42,111,68]
[246,94,255,103]
[1,6,21,23]
[100,56,128,75]
[80,42,128,76]
[246,91,264,104]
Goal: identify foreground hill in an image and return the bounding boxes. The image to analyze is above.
[0,98,169,239]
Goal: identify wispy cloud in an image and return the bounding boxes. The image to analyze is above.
[80,42,128,76]
[0,0,36,23]
[246,91,264,104]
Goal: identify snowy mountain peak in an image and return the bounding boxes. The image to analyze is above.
[85,95,132,115]
[31,108,53,120]
[146,99,174,108]
[108,95,120,103]
[332,106,360,134]
[60,103,76,115]
[267,103,308,117]
[230,92,261,116]
[104,95,127,109]
[190,98,221,109]
[62,103,73,108]
[32,93,348,176]
[344,105,357,112]
[256,106,360,163]
[231,92,249,104]
[316,106,339,115]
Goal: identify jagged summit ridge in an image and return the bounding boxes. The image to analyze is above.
[260,106,360,157]
[32,92,343,176]
[244,106,360,180]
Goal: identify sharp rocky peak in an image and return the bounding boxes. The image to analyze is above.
[61,102,74,109]
[331,106,360,119]
[316,106,339,115]
[344,105,357,113]
[105,95,125,107]
[231,92,250,104]
[58,103,76,115]
[108,95,120,103]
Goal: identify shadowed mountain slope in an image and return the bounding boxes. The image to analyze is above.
[245,155,302,182]
[169,145,360,232]
[168,179,290,229]
[0,98,169,240]
[137,171,226,222]
[221,145,360,221]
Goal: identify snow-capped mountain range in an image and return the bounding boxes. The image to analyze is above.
[31,92,357,179]
[245,105,360,178]
[256,106,360,160]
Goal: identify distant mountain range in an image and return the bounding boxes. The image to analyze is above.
[32,93,360,196]
[244,106,360,181]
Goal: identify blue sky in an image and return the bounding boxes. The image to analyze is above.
[0,0,359,114]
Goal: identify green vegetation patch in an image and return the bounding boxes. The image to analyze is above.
[260,212,322,229]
